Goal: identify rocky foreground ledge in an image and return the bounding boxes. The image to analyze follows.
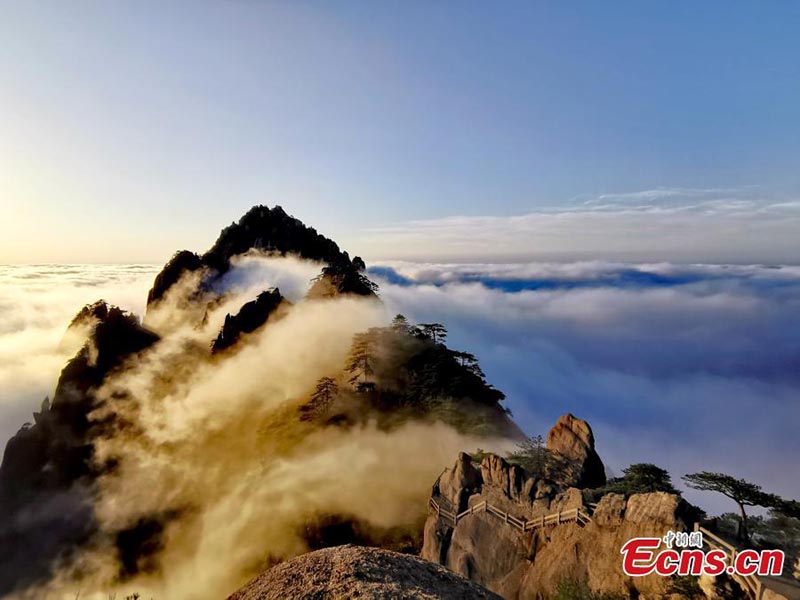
[422,415,701,599]
[227,544,502,600]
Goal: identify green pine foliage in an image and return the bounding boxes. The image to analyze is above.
[506,435,552,478]
[330,315,509,434]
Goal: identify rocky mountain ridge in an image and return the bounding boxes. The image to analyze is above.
[0,302,160,593]
[424,460,696,599]
[420,415,770,600]
[0,205,520,598]
[147,205,368,307]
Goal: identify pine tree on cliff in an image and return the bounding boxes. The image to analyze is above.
[506,435,550,478]
[346,331,376,391]
[777,499,800,520]
[317,259,378,296]
[452,351,485,380]
[416,323,447,345]
[391,314,411,334]
[305,377,338,418]
[683,472,779,543]
[608,463,677,495]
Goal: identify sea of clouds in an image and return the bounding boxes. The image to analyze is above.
[367,260,800,514]
[1,258,797,524]
[0,264,160,446]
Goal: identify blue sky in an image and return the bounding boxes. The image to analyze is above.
[1,2,799,263]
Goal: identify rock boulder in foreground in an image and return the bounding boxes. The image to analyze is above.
[228,544,502,600]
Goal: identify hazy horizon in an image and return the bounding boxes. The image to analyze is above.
[3,193,799,266]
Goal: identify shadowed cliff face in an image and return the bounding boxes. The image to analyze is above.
[0,205,521,599]
[212,288,289,353]
[0,302,159,595]
[146,250,203,306]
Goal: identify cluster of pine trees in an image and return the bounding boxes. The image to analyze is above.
[300,315,509,434]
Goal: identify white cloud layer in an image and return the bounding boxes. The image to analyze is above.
[0,265,159,445]
[1,255,798,594]
[370,260,800,514]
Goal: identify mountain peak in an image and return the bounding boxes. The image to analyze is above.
[201,204,350,274]
[147,205,371,307]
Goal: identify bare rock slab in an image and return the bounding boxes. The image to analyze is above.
[228,544,503,600]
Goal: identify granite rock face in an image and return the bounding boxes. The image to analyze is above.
[546,413,606,489]
[422,416,697,600]
[437,452,482,512]
[228,544,503,600]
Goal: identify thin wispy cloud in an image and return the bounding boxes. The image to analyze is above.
[357,189,800,264]
[578,186,758,206]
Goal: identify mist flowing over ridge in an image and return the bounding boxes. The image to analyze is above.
[0,206,520,599]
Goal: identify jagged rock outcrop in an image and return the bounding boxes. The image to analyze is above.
[438,452,483,512]
[66,299,113,330]
[1,303,159,490]
[546,413,606,488]
[422,419,696,600]
[147,249,203,305]
[212,288,289,352]
[203,205,350,274]
[146,205,369,308]
[228,544,503,600]
[0,302,159,596]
